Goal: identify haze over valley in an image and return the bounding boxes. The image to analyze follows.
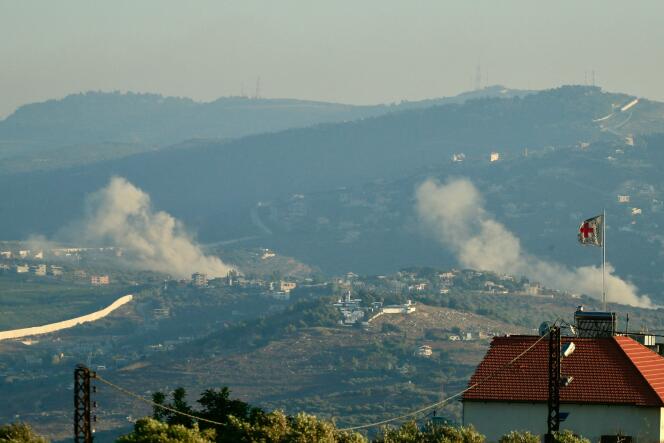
[2,2,664,441]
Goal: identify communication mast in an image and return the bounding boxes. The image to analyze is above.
[474,64,482,91]
[254,77,261,99]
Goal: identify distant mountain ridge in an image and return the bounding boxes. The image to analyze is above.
[0,85,531,146]
[0,86,532,174]
[0,84,655,236]
[3,85,664,301]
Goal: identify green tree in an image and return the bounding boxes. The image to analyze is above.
[553,430,590,443]
[152,392,168,422]
[374,421,421,443]
[499,431,539,443]
[288,412,366,443]
[374,421,484,443]
[151,388,195,428]
[226,410,366,443]
[0,423,48,443]
[196,387,264,442]
[117,418,215,443]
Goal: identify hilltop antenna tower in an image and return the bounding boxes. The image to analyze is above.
[474,64,482,91]
[254,77,261,99]
[591,70,596,87]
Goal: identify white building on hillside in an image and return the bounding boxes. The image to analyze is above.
[382,300,416,314]
[463,334,664,442]
[191,272,207,287]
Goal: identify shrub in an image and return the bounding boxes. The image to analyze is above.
[499,430,539,443]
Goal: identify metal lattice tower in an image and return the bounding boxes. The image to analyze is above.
[546,326,561,442]
[74,364,95,443]
[474,64,482,91]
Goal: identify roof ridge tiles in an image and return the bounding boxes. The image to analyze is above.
[613,335,664,406]
[464,334,664,407]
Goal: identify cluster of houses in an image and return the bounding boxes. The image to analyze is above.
[0,246,114,286]
[0,246,119,260]
[189,270,299,301]
[0,262,63,277]
[0,261,109,286]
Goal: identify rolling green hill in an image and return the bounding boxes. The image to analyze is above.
[2,86,664,300]
[0,86,530,174]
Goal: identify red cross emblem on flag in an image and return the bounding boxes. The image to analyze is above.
[578,215,603,247]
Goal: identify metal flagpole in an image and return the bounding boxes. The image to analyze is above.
[602,208,606,311]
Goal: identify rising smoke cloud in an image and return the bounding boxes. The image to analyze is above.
[415,178,652,308]
[69,177,233,278]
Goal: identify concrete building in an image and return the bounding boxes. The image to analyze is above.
[382,300,416,314]
[261,249,276,260]
[191,272,207,287]
[439,271,456,281]
[625,135,635,146]
[415,345,433,357]
[32,264,47,276]
[490,152,500,162]
[410,282,428,292]
[279,281,297,294]
[333,290,366,325]
[463,335,664,442]
[91,275,110,286]
[16,264,29,273]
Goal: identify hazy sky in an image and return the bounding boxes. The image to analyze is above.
[1,0,663,118]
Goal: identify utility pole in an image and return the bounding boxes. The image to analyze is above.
[546,325,561,443]
[74,364,96,443]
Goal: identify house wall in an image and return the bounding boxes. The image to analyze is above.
[463,401,662,442]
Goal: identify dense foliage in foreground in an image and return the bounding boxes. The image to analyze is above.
[0,387,590,443]
[114,386,589,443]
[0,418,590,443]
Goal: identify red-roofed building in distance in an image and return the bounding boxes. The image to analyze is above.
[463,308,664,442]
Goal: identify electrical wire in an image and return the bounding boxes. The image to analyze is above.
[94,374,227,427]
[95,322,559,433]
[85,316,664,436]
[338,325,554,431]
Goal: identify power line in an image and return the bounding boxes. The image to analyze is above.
[89,320,661,434]
[93,328,551,434]
[94,374,227,427]
[338,326,553,431]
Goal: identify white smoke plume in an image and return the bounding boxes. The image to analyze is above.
[415,178,652,308]
[72,176,233,278]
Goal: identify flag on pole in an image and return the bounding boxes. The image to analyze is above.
[578,214,603,246]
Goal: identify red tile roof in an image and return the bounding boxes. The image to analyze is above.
[463,335,664,406]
